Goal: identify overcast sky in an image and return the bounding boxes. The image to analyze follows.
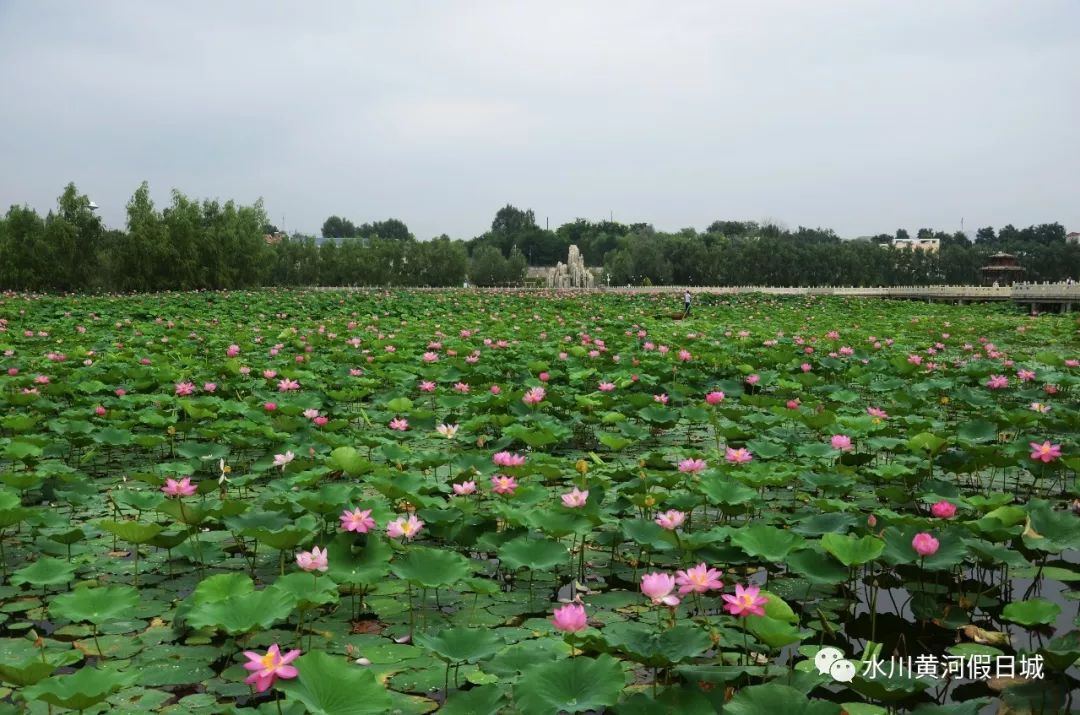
[1,1,1077,240]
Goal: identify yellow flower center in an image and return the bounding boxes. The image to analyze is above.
[401,521,415,535]
[260,652,277,671]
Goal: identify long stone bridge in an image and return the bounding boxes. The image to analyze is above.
[600,283,1080,312]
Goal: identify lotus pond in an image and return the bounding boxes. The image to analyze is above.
[0,289,1077,715]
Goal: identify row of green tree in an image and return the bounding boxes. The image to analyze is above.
[1,184,1076,292]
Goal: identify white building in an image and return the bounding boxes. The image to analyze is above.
[891,237,940,253]
[1066,232,1080,245]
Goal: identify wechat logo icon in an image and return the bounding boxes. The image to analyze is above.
[815,647,857,683]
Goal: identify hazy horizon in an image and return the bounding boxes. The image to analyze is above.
[2,1,1077,239]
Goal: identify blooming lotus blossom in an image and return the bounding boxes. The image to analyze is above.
[931,501,956,519]
[453,480,477,496]
[491,475,518,495]
[201,382,216,393]
[273,451,295,470]
[1029,441,1062,463]
[552,603,588,632]
[264,402,278,412]
[1016,369,1035,382]
[907,354,923,365]
[1065,359,1079,368]
[303,408,320,420]
[722,583,768,617]
[725,447,753,464]
[641,573,680,606]
[912,532,939,557]
[867,407,889,419]
[653,393,669,404]
[598,382,615,392]
[801,363,812,372]
[538,371,549,382]
[389,417,409,431]
[277,378,300,392]
[745,374,760,385]
[522,386,545,405]
[705,391,724,405]
[1030,402,1051,413]
[678,458,707,474]
[242,644,300,692]
[490,384,502,394]
[678,350,692,362]
[161,477,197,497]
[453,382,470,393]
[94,405,106,417]
[227,344,240,357]
[561,488,589,508]
[986,375,1008,389]
[422,352,439,363]
[493,451,526,467]
[786,399,801,409]
[263,370,277,379]
[387,514,424,540]
[676,563,723,594]
[655,510,686,530]
[296,546,328,572]
[830,435,853,451]
[436,423,459,439]
[115,388,127,397]
[175,382,196,396]
[340,508,376,533]
[418,380,436,392]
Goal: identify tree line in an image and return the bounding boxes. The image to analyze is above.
[1,183,1077,292]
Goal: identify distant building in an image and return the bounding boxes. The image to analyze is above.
[263,232,288,245]
[980,252,1025,286]
[1067,231,1080,245]
[891,237,940,253]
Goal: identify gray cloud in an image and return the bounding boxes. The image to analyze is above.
[1,0,1077,239]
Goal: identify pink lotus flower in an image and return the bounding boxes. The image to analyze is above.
[653,393,669,404]
[676,563,723,594]
[801,363,812,372]
[422,352,439,363]
[115,388,127,397]
[493,451,526,467]
[745,374,760,385]
[786,399,801,409]
[522,386,546,405]
[1044,384,1059,395]
[931,501,956,519]
[598,382,615,392]
[227,344,240,357]
[725,447,752,464]
[436,423,459,439]
[1016,369,1035,382]
[1029,441,1061,463]
[242,644,300,692]
[552,603,588,632]
[1065,359,1079,368]
[705,391,725,405]
[907,354,923,365]
[303,408,320,420]
[453,481,477,496]
[678,350,692,362]
[175,382,196,396]
[340,508,376,533]
[418,380,436,393]
[655,509,686,530]
[1029,402,1051,414]
[277,378,300,392]
[867,407,889,419]
[263,370,277,379]
[203,382,217,393]
[912,532,939,557]
[489,384,502,395]
[273,451,295,470]
[641,572,680,606]
[387,514,424,540]
[678,458,707,474]
[94,405,106,417]
[491,475,518,495]
[986,375,1008,389]
[561,488,589,508]
[867,514,878,528]
[830,435,853,451]
[453,382,470,394]
[722,583,768,617]
[161,477,197,497]
[264,402,278,412]
[389,417,409,431]
[538,371,549,382]
[296,545,328,572]
[6,367,17,376]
